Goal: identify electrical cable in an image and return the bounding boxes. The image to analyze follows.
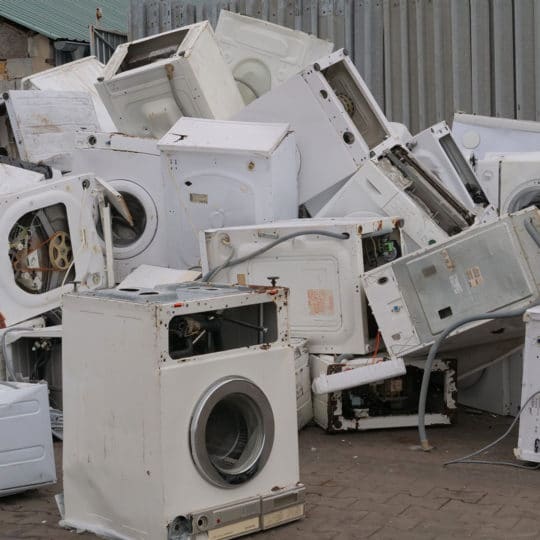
[201,230,350,282]
[444,390,540,470]
[417,306,532,451]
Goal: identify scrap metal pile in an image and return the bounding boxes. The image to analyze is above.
[2,10,540,540]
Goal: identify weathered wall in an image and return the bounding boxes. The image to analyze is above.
[0,19,53,91]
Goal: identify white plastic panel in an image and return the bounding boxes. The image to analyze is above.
[4,90,100,172]
[21,56,116,132]
[0,382,56,497]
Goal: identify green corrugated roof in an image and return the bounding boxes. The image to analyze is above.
[0,0,129,42]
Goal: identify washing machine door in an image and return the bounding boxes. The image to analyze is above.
[503,179,540,214]
[190,376,275,488]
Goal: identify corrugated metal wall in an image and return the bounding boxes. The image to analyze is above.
[90,26,128,63]
[128,0,540,133]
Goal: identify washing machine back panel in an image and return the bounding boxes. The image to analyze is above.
[0,174,106,326]
[160,118,298,269]
[362,207,540,358]
[201,217,402,354]
[22,56,116,132]
[216,10,334,104]
[4,90,99,172]
[0,164,44,189]
[97,22,244,138]
[410,121,481,209]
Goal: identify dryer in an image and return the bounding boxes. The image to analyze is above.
[96,23,244,138]
[72,131,169,282]
[62,283,304,540]
[159,117,298,269]
[215,10,333,104]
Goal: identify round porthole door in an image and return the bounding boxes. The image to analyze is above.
[190,377,275,488]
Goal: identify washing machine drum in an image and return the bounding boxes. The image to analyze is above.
[190,377,275,488]
[504,179,540,214]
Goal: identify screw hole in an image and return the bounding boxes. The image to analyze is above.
[320,89,328,99]
[343,131,355,144]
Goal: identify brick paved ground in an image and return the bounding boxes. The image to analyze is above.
[2,408,540,539]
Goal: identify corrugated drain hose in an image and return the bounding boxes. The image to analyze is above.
[202,230,350,282]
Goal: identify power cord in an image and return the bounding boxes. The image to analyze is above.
[444,390,540,470]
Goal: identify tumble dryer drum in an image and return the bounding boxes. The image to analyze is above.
[190,376,275,489]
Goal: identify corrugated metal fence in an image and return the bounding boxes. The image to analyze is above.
[128,0,540,133]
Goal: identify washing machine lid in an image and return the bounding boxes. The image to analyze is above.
[190,376,274,489]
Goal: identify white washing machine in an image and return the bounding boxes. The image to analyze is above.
[159,117,298,269]
[0,382,56,497]
[452,113,540,164]
[235,49,398,209]
[96,23,244,139]
[201,217,403,355]
[72,132,170,282]
[475,152,540,215]
[0,172,108,327]
[362,207,540,359]
[62,283,304,540]
[22,56,116,132]
[316,160,450,252]
[409,121,486,209]
[2,90,100,172]
[215,10,333,104]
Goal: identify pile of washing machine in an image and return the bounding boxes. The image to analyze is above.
[3,9,540,540]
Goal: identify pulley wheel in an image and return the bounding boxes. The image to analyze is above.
[48,231,73,271]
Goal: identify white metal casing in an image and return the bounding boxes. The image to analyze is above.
[1,173,107,327]
[3,90,100,172]
[96,22,244,138]
[0,382,56,497]
[316,160,449,251]
[291,338,313,430]
[310,355,456,432]
[234,49,398,208]
[409,121,485,209]
[72,132,170,282]
[452,113,540,164]
[215,10,333,104]
[201,217,402,355]
[0,163,44,188]
[21,56,116,132]
[159,117,298,269]
[62,284,302,540]
[362,207,540,359]
[476,152,540,215]
[516,306,540,463]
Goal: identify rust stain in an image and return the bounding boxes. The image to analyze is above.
[307,289,335,316]
[441,249,455,271]
[466,266,483,288]
[0,312,6,329]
